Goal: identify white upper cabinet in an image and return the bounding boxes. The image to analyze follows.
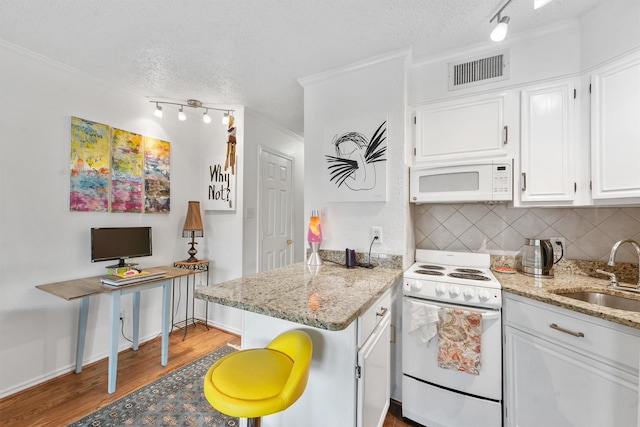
[517,79,578,206]
[590,52,640,202]
[414,92,513,164]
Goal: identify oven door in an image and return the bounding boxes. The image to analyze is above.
[402,296,502,400]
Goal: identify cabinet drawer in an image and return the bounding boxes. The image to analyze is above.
[505,294,640,371]
[357,289,391,347]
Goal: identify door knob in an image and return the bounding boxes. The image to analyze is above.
[286,239,293,245]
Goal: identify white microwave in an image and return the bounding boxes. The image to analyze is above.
[410,160,513,203]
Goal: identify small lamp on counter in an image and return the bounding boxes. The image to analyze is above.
[183,201,204,262]
[307,210,323,266]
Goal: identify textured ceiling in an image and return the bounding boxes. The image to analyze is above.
[0,0,602,136]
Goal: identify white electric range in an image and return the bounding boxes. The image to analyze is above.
[402,249,503,427]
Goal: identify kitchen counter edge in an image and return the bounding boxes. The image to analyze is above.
[194,262,402,331]
[497,272,640,330]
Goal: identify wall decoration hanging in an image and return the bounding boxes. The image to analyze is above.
[69,116,171,213]
[143,136,171,213]
[224,114,237,174]
[323,117,388,202]
[110,128,144,213]
[203,155,236,211]
[70,117,110,212]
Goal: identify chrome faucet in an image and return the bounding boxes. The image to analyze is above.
[607,239,640,289]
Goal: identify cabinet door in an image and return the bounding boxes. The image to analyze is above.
[357,310,391,427]
[591,53,640,200]
[504,326,638,427]
[415,92,509,163]
[519,80,576,204]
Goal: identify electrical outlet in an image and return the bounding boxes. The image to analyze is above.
[371,226,382,243]
[550,237,566,257]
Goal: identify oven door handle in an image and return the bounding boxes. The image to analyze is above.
[481,311,500,321]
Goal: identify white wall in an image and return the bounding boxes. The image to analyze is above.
[300,50,412,266]
[0,41,244,397]
[300,49,412,404]
[242,109,305,275]
[409,23,581,107]
[580,0,640,70]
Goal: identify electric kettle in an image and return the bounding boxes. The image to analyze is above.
[522,238,554,277]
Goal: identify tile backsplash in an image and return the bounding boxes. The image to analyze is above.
[413,204,640,264]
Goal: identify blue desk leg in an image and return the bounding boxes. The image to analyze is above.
[107,292,121,394]
[161,281,170,366]
[132,291,140,351]
[75,297,89,373]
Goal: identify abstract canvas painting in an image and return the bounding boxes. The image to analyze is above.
[69,117,110,212]
[69,117,171,214]
[110,128,144,213]
[143,136,171,213]
[323,117,388,202]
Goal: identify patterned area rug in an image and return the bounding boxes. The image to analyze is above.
[67,345,238,427]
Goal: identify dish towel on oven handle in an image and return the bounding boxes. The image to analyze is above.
[407,300,439,346]
[437,307,482,375]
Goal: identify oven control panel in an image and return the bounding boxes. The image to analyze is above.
[404,279,502,309]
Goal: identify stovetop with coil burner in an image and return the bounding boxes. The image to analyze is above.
[404,249,502,308]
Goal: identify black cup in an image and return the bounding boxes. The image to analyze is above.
[346,248,357,268]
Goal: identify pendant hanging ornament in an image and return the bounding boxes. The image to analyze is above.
[224,115,236,175]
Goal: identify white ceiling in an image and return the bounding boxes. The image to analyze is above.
[0,0,602,136]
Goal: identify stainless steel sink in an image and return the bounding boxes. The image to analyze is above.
[553,291,640,312]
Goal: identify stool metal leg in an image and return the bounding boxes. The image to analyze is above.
[247,418,261,427]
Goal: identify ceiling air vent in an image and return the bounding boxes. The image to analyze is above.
[448,49,510,90]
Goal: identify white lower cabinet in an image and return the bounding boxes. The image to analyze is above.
[241,287,392,427]
[504,293,640,427]
[357,306,391,427]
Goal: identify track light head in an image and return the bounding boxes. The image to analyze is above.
[202,109,212,124]
[222,111,230,125]
[178,106,187,121]
[153,103,163,118]
[490,15,510,41]
[534,0,553,9]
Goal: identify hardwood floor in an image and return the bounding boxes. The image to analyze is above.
[0,323,415,426]
[0,323,240,426]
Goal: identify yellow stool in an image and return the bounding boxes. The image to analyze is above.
[204,330,313,427]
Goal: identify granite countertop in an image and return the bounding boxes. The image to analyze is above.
[194,262,402,331]
[497,269,640,330]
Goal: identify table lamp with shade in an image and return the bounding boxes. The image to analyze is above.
[307,210,323,266]
[183,201,204,262]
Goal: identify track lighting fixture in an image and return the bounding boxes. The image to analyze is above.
[489,0,552,42]
[489,0,513,42]
[149,99,235,125]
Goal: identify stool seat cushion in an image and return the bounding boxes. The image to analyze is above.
[211,348,293,400]
[204,330,313,419]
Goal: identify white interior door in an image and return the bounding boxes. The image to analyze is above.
[259,149,294,272]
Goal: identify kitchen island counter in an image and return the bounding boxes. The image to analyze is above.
[194,262,402,331]
[194,261,402,427]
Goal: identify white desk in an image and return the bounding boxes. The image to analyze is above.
[36,266,196,393]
